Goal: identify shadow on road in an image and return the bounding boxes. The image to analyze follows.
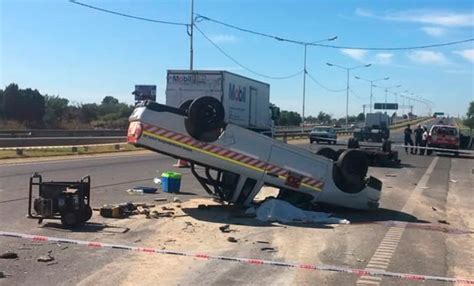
[182,204,335,229]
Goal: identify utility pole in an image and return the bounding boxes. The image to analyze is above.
[302,44,307,131]
[327,63,371,127]
[189,0,194,70]
[354,76,389,113]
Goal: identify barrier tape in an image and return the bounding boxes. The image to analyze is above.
[0,231,473,284]
[0,142,128,151]
[307,136,474,155]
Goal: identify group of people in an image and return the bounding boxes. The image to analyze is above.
[404,124,429,155]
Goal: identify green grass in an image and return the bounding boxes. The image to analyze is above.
[0,144,143,160]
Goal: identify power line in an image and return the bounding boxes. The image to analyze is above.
[306,71,346,92]
[194,25,303,80]
[69,0,188,27]
[349,88,371,99]
[196,13,474,50]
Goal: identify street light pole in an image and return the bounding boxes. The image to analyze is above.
[189,0,194,70]
[326,63,371,127]
[300,36,337,131]
[354,76,390,114]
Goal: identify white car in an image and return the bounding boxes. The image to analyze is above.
[128,97,382,210]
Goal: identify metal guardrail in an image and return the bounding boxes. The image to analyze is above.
[0,136,126,148]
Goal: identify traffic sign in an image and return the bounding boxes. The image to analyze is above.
[374,103,398,110]
[433,112,444,116]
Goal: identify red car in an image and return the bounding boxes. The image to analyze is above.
[427,125,460,156]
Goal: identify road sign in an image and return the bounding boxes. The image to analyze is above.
[433,112,444,116]
[374,103,398,110]
[133,85,156,102]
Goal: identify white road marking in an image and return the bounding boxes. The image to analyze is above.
[356,156,439,285]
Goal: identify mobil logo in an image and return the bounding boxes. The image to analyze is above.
[228,84,246,102]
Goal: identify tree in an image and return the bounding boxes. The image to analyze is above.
[3,83,45,124]
[317,111,331,124]
[44,95,69,127]
[357,112,365,122]
[102,96,119,105]
[464,101,474,129]
[277,110,302,126]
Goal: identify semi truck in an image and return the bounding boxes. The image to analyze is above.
[353,113,391,142]
[166,70,274,136]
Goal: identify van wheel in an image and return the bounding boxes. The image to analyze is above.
[348,138,360,149]
[333,150,368,194]
[185,97,225,142]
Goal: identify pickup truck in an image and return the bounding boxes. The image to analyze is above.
[427,125,460,156]
[127,97,382,210]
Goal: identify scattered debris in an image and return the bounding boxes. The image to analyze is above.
[432,207,438,211]
[60,246,68,251]
[154,198,168,202]
[357,258,366,262]
[0,252,18,259]
[37,254,54,263]
[161,206,175,211]
[176,205,181,208]
[449,179,458,183]
[47,261,59,266]
[227,237,238,243]
[198,204,209,210]
[256,241,270,244]
[18,247,32,250]
[134,239,142,243]
[385,174,397,177]
[255,199,349,224]
[173,197,182,203]
[260,247,277,253]
[0,271,5,278]
[219,224,232,233]
[126,187,158,194]
[438,220,450,225]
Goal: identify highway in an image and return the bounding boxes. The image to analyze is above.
[1,120,473,285]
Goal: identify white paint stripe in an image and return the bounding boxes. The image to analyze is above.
[356,156,439,285]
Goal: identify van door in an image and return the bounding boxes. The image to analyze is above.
[249,87,258,127]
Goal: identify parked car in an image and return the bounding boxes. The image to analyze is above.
[309,126,337,144]
[427,125,460,156]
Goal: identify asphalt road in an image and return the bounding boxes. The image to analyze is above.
[1,118,472,285]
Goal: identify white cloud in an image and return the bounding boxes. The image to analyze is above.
[209,34,238,44]
[375,53,394,64]
[420,26,446,37]
[340,49,367,61]
[355,8,474,27]
[407,51,447,64]
[453,49,474,63]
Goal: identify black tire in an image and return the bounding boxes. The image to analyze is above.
[80,205,93,223]
[185,96,225,142]
[60,212,79,228]
[179,100,193,114]
[316,147,339,161]
[310,139,314,144]
[347,138,360,149]
[336,149,369,183]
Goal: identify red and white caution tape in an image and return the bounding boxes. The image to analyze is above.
[1,231,473,284]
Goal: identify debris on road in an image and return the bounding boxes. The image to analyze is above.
[154,198,168,202]
[198,204,209,209]
[432,207,438,211]
[438,220,450,225]
[260,247,277,253]
[126,186,158,194]
[385,174,397,177]
[218,224,235,233]
[227,237,238,243]
[173,197,182,203]
[255,241,270,244]
[0,271,5,278]
[37,254,54,263]
[0,252,18,259]
[255,199,349,224]
[449,179,458,183]
[161,206,175,211]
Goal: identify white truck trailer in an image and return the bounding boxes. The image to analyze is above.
[166,70,273,135]
[128,96,382,210]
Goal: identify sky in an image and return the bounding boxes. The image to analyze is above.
[1,0,473,118]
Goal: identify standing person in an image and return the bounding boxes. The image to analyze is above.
[414,124,423,154]
[404,124,414,154]
[420,126,428,155]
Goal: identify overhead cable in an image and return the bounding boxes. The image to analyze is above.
[70,0,188,26]
[306,72,346,92]
[196,14,474,50]
[194,25,304,80]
